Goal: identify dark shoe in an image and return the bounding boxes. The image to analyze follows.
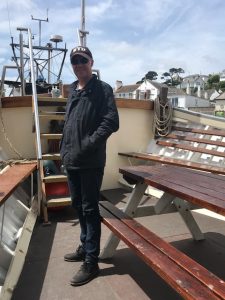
[64,245,85,262]
[70,262,99,286]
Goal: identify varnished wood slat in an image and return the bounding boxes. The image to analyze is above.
[166,133,225,148]
[47,196,71,207]
[100,204,221,300]
[119,165,225,216]
[115,99,154,110]
[42,153,61,160]
[118,152,225,175]
[39,113,65,120]
[157,140,225,158]
[173,126,225,137]
[37,96,67,103]
[0,163,37,206]
[43,174,67,183]
[1,94,49,108]
[100,201,225,300]
[40,133,62,139]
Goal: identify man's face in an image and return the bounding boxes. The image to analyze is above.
[71,55,93,79]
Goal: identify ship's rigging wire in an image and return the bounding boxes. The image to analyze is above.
[0,2,25,160]
[6,0,12,37]
[0,108,24,159]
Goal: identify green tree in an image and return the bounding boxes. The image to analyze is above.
[205,74,220,90]
[136,71,158,84]
[161,68,185,86]
[219,81,225,91]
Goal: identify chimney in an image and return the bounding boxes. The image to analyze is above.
[115,80,123,91]
[197,85,201,97]
[186,81,190,95]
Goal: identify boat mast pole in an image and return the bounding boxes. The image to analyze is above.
[79,0,89,46]
[18,29,25,96]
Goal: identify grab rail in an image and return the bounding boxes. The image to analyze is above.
[26,27,42,160]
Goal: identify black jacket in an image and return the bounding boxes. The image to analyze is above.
[60,75,119,169]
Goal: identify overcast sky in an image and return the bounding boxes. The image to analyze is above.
[1,0,225,87]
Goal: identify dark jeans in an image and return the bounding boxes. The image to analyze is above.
[66,168,104,264]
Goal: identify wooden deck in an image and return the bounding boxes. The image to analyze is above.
[11,188,225,300]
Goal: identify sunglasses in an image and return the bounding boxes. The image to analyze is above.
[72,57,89,65]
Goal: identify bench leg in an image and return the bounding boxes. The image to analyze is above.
[100,182,147,259]
[154,192,177,214]
[173,198,205,241]
[123,182,148,216]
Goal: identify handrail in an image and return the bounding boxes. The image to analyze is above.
[26,28,42,160]
[173,107,225,130]
[0,66,20,100]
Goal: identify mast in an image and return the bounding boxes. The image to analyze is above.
[31,10,49,46]
[78,0,89,46]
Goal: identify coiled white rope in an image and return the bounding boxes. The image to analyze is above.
[153,96,173,136]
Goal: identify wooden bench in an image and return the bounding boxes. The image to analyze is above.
[119,122,225,175]
[100,200,225,300]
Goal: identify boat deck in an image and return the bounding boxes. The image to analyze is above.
[12,188,225,300]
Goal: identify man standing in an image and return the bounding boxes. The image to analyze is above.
[60,46,119,286]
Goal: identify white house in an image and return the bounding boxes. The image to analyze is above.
[220,70,225,82]
[177,74,209,91]
[114,80,166,100]
[114,79,212,111]
[214,92,225,117]
[167,86,212,109]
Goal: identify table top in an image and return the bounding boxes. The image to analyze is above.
[119,164,225,217]
[0,163,37,206]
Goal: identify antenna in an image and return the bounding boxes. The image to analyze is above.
[78,0,89,46]
[31,9,49,46]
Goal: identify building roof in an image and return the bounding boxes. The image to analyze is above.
[215,91,225,100]
[115,80,167,94]
[149,81,166,89]
[115,84,140,93]
[193,89,218,99]
[182,74,209,82]
[168,87,186,96]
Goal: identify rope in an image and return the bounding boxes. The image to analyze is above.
[0,158,36,170]
[153,96,173,137]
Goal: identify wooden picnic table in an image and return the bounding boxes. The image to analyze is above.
[100,164,225,299]
[120,164,225,217]
[101,164,225,260]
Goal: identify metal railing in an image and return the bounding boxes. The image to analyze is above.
[26,27,42,160]
[19,27,42,215]
[0,66,20,100]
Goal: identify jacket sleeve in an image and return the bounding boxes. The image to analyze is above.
[83,84,119,151]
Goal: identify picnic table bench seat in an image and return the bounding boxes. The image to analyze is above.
[100,200,225,300]
[119,122,225,175]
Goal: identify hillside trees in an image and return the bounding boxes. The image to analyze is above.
[205,74,225,91]
[161,68,185,86]
[136,71,158,84]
